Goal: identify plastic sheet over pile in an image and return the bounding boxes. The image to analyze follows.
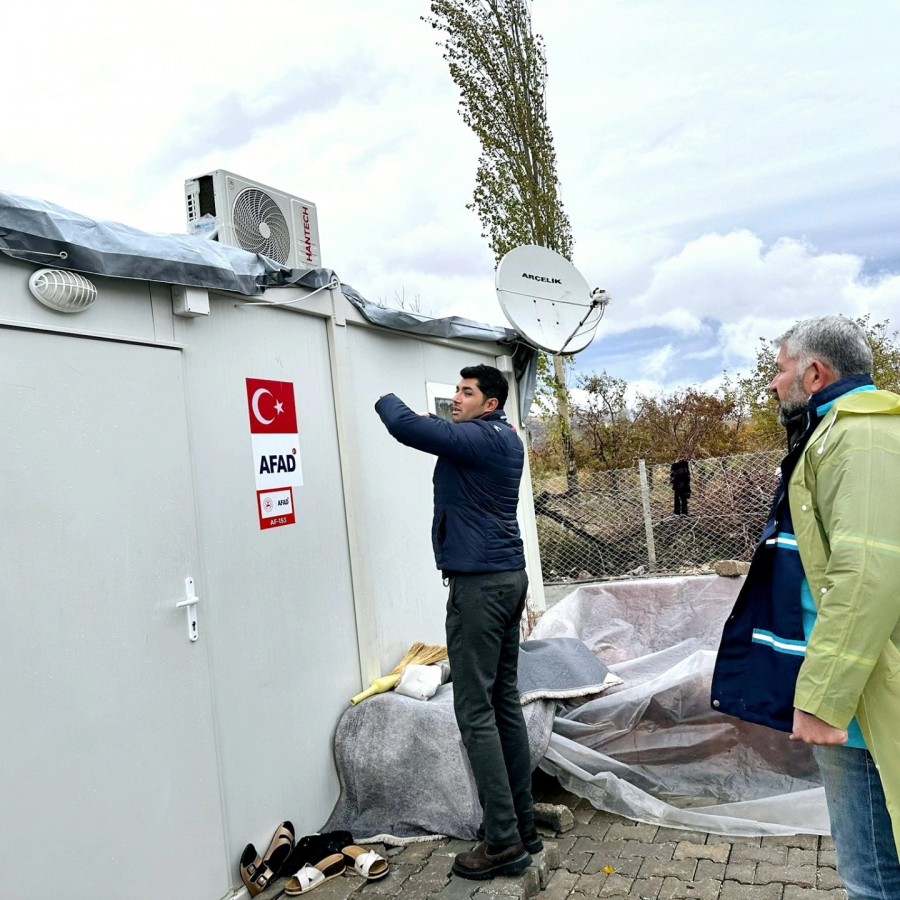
[531,576,830,836]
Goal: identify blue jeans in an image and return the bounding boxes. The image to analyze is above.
[446,570,534,848]
[813,744,900,900]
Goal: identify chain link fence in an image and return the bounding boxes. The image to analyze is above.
[533,450,783,584]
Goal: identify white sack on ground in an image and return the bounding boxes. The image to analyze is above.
[531,576,829,836]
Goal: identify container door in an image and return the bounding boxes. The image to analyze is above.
[0,328,229,900]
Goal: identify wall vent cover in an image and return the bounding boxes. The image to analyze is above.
[28,269,97,313]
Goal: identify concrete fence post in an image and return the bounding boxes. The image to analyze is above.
[638,459,657,572]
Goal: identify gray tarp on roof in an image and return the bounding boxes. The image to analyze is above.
[0,190,278,295]
[0,190,537,418]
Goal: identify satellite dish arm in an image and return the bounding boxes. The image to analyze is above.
[557,289,610,354]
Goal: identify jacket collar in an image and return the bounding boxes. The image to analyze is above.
[478,409,509,425]
[785,375,875,451]
[810,374,876,423]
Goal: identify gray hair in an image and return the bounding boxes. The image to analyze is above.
[775,316,873,378]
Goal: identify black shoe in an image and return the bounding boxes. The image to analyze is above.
[277,830,353,879]
[476,825,543,855]
[452,841,531,880]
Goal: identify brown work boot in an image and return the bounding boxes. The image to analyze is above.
[452,841,531,880]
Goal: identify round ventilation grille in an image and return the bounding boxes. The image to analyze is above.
[28,269,97,313]
[232,188,291,264]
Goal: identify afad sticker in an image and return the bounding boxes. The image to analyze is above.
[257,487,295,530]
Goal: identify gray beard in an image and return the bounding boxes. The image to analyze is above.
[778,400,806,428]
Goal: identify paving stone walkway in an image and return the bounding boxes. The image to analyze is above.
[252,773,846,900]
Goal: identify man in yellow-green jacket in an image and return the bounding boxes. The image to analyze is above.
[712,316,900,899]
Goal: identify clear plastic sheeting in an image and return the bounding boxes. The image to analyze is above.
[531,576,830,836]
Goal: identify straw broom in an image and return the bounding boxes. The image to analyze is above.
[350,642,448,705]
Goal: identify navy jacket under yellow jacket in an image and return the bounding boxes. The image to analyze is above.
[710,376,877,732]
[375,394,525,574]
[709,447,806,732]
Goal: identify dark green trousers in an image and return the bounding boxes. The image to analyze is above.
[446,570,535,848]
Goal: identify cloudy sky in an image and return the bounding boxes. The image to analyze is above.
[5,0,900,396]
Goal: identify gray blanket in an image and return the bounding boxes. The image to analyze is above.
[323,685,555,843]
[323,637,612,843]
[518,637,623,704]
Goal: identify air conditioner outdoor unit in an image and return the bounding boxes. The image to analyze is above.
[184,170,322,269]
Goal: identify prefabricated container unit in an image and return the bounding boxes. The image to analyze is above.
[0,222,544,900]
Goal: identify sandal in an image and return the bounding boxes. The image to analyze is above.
[262,820,295,875]
[276,830,352,879]
[342,845,390,880]
[240,844,275,898]
[284,853,346,895]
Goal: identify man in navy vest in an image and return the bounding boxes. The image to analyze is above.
[376,364,539,880]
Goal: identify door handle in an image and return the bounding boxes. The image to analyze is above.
[176,577,200,642]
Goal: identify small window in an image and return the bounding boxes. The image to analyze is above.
[426,382,456,422]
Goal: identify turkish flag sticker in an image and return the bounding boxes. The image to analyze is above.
[246,378,298,434]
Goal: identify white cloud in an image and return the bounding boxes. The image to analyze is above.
[625,379,666,405]
[4,0,900,397]
[612,231,900,370]
[543,1,900,240]
[846,271,900,322]
[642,344,676,380]
[636,231,859,319]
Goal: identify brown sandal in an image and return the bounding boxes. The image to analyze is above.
[262,820,295,874]
[240,844,275,897]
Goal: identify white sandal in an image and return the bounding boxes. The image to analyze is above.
[342,845,390,880]
[284,853,346,895]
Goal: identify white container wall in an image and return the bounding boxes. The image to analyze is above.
[0,253,543,900]
[342,323,545,676]
[0,260,232,899]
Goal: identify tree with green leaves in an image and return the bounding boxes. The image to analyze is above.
[425,0,579,488]
[572,371,635,470]
[631,385,753,464]
[424,0,572,261]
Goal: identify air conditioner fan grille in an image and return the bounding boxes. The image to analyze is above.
[232,187,291,264]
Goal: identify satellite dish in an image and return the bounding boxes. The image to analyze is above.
[495,245,608,354]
